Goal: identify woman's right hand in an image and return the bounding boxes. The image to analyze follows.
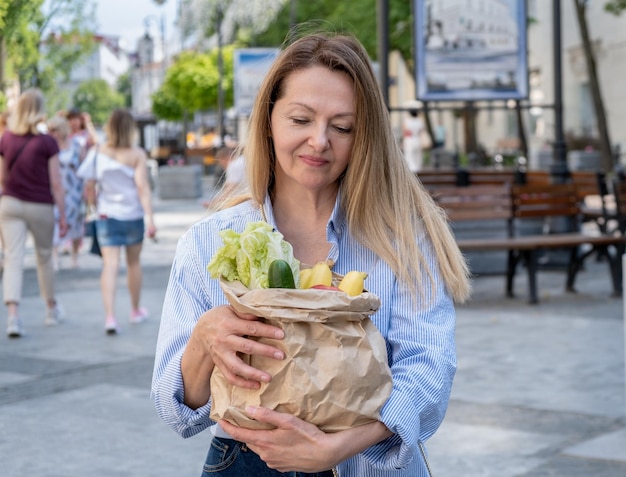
[193,305,285,390]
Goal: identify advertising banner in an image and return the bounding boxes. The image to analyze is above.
[234,48,280,116]
[415,0,528,101]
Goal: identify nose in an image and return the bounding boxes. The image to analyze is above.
[308,123,329,151]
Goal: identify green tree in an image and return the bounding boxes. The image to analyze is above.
[0,0,43,89]
[72,78,124,126]
[605,0,626,14]
[116,72,132,108]
[570,0,626,171]
[0,0,96,100]
[251,0,411,68]
[151,46,234,121]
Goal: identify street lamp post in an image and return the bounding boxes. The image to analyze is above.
[550,0,568,184]
[377,0,390,109]
[216,2,225,147]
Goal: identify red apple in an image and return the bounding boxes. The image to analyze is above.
[311,284,342,291]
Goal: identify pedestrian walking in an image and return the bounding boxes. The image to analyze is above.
[152,31,470,476]
[77,108,156,335]
[47,115,85,269]
[402,107,429,172]
[0,110,10,269]
[0,88,67,338]
[66,108,98,161]
[203,145,247,210]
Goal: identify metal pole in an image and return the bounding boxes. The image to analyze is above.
[217,4,225,146]
[160,14,167,76]
[377,0,389,109]
[290,0,297,30]
[550,0,569,183]
[623,254,626,422]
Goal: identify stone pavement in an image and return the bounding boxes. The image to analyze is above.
[1,177,625,476]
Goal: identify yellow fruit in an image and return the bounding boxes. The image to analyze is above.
[300,261,333,289]
[338,271,368,296]
[299,268,314,289]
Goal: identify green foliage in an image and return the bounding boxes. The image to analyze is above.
[250,0,411,67]
[151,87,184,121]
[605,0,626,15]
[116,72,132,107]
[72,79,124,126]
[152,45,234,121]
[0,0,96,96]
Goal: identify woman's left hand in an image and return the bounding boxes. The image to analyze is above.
[146,223,157,240]
[58,216,69,238]
[219,407,338,473]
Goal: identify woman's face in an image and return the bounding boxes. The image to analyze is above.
[270,66,355,194]
[68,116,82,133]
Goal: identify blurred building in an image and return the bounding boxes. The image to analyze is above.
[389,1,626,170]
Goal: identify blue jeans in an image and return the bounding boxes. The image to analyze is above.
[202,437,335,477]
[96,217,144,247]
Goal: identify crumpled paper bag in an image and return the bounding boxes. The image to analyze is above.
[210,278,393,432]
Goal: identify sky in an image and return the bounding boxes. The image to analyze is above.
[95,0,180,53]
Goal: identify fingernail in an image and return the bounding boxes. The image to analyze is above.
[274,329,284,339]
[260,374,271,382]
[246,406,257,416]
[274,351,284,360]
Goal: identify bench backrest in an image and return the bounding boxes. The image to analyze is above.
[417,169,464,189]
[511,183,580,220]
[467,169,516,186]
[570,170,608,202]
[431,184,513,222]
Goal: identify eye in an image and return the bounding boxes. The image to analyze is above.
[290,117,310,125]
[333,124,353,135]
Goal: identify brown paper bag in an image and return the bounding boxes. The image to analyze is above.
[210,278,393,432]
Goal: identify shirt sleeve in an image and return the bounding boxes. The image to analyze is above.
[361,232,457,470]
[150,227,217,438]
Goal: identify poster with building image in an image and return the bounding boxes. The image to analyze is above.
[234,48,280,117]
[415,0,528,101]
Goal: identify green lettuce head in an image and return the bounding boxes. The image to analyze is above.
[207,221,300,289]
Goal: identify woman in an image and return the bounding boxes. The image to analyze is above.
[77,109,156,335]
[47,116,84,269]
[66,108,98,161]
[151,32,470,476]
[0,88,67,338]
[402,107,428,172]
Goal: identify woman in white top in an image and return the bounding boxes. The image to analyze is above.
[77,109,156,334]
[402,109,426,172]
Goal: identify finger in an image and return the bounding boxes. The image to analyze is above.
[217,337,283,384]
[234,315,285,341]
[244,406,296,429]
[219,419,263,443]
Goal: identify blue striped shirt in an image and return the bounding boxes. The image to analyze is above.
[151,195,457,477]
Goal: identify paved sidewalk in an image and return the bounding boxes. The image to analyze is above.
[1,179,625,476]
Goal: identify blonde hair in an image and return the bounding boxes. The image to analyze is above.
[241,32,471,303]
[9,88,46,135]
[104,108,136,148]
[47,115,71,139]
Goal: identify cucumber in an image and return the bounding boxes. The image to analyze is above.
[268,259,296,288]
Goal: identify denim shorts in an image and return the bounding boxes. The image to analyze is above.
[202,437,335,477]
[95,217,144,247]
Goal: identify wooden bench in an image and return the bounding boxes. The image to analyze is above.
[611,176,626,234]
[432,183,626,303]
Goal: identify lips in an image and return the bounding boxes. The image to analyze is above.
[300,155,329,166]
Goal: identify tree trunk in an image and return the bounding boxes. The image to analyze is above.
[574,0,613,172]
[0,35,5,93]
[515,100,529,159]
